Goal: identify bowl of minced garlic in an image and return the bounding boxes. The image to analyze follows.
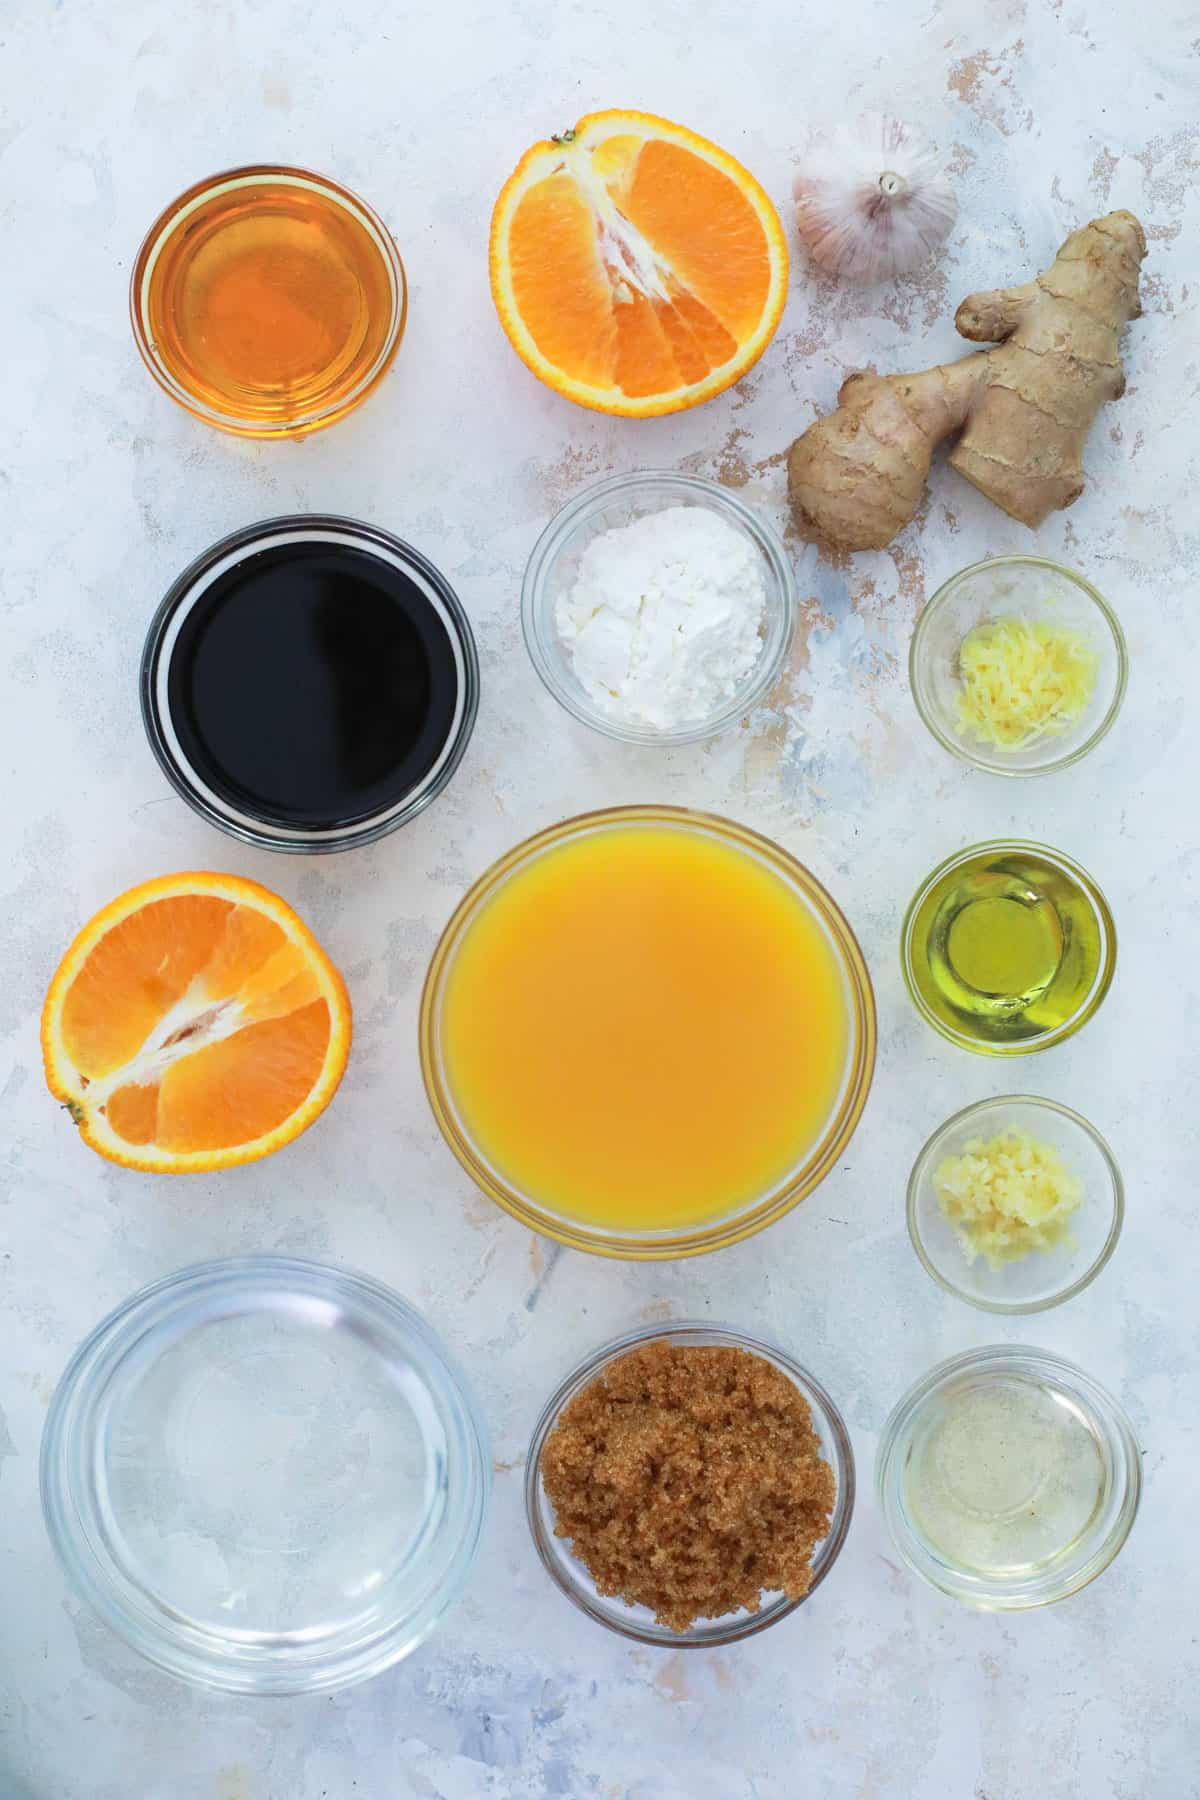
[908,555,1127,776]
[908,1096,1124,1314]
[525,1325,853,1645]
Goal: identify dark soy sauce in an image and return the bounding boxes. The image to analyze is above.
[167,541,462,830]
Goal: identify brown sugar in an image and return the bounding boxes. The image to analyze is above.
[540,1340,837,1632]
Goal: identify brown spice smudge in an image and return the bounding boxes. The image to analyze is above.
[1091,147,1119,205]
[541,1341,836,1633]
[947,48,997,107]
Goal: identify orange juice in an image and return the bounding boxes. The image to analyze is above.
[438,820,851,1231]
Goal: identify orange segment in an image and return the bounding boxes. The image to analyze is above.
[42,873,351,1174]
[197,905,289,1001]
[653,296,716,386]
[60,896,232,1078]
[613,290,683,398]
[489,110,788,418]
[236,946,325,1025]
[509,175,617,389]
[157,1001,332,1153]
[105,1082,160,1146]
[622,140,773,340]
[668,286,738,368]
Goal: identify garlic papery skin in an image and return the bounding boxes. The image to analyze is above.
[793,115,957,284]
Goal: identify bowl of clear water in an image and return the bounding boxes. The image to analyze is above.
[40,1256,490,1693]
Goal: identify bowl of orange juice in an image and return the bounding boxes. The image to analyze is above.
[419,806,876,1259]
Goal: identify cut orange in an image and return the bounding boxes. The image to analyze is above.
[489,110,789,417]
[42,872,351,1173]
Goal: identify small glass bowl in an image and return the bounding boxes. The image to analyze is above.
[521,470,797,746]
[900,839,1116,1056]
[526,1323,855,1646]
[419,806,876,1259]
[908,1096,1123,1313]
[40,1258,490,1694]
[910,556,1127,776]
[131,165,407,437]
[876,1345,1141,1609]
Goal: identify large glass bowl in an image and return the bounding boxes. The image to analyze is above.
[526,1322,854,1646]
[419,806,876,1259]
[909,555,1127,776]
[521,470,796,746]
[40,1258,490,1694]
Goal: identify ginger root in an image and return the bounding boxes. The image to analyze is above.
[787,211,1147,552]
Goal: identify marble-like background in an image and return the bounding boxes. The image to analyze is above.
[2,0,1198,1794]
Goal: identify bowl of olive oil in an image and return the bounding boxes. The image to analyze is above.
[901,842,1115,1054]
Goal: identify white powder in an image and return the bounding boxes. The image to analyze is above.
[555,506,767,730]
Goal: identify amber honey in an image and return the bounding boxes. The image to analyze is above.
[132,167,405,436]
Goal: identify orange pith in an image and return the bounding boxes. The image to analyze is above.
[489,110,789,417]
[41,873,352,1173]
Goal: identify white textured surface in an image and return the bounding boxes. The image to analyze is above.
[2,2,1198,1796]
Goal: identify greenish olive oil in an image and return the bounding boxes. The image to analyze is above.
[904,843,1115,1052]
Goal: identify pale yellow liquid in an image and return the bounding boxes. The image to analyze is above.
[905,1376,1105,1575]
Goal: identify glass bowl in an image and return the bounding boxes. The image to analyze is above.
[140,514,479,854]
[525,1322,855,1646]
[910,555,1127,776]
[900,839,1116,1056]
[40,1257,490,1694]
[908,1096,1123,1313]
[419,805,876,1259]
[876,1345,1141,1609]
[521,470,797,746]
[131,165,407,437]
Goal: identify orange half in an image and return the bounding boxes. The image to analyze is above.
[42,872,351,1173]
[489,110,789,417]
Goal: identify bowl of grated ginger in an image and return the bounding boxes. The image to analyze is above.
[909,555,1128,777]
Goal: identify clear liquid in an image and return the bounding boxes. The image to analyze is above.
[904,1374,1106,1577]
[106,1303,439,1639]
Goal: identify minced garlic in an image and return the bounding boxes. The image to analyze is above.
[933,1128,1083,1270]
[954,616,1098,750]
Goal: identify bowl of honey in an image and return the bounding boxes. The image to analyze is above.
[131,165,406,437]
[419,806,876,1258]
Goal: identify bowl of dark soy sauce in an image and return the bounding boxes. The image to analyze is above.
[142,516,479,852]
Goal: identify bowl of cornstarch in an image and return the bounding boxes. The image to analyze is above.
[521,470,797,746]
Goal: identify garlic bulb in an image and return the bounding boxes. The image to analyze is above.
[793,115,957,283]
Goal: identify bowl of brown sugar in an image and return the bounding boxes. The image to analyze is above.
[525,1322,855,1645]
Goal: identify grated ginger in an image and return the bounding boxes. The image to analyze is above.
[954,615,1098,750]
[933,1128,1083,1270]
